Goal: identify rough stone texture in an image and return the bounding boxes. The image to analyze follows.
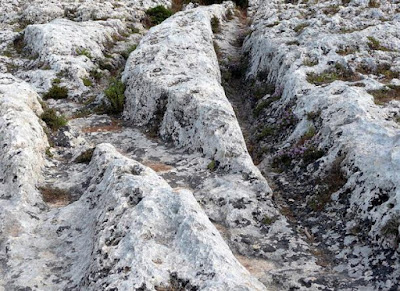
[122,4,360,290]
[123,3,255,171]
[23,18,127,97]
[69,143,266,290]
[245,0,400,288]
[0,74,48,287]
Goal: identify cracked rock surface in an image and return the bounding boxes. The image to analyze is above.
[1,0,400,290]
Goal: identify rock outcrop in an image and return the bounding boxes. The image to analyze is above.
[245,0,400,288]
[123,3,254,171]
[0,74,48,287]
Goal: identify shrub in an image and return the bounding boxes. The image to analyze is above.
[41,108,68,131]
[211,16,220,33]
[104,78,126,114]
[43,85,68,100]
[145,6,173,26]
[75,148,95,164]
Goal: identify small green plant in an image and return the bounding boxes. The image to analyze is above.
[76,48,92,59]
[52,78,61,85]
[41,108,68,131]
[261,215,277,225]
[207,160,217,171]
[307,63,360,85]
[75,148,95,164]
[367,36,390,51]
[257,126,275,140]
[121,44,137,59]
[82,77,93,87]
[43,85,69,100]
[145,5,173,26]
[90,68,103,80]
[211,16,220,33]
[104,78,126,114]
[45,147,53,158]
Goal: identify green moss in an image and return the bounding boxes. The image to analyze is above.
[145,5,173,26]
[43,85,68,100]
[104,78,126,114]
[41,108,68,131]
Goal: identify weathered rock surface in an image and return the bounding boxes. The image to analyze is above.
[123,3,255,171]
[245,0,400,288]
[122,4,357,290]
[0,74,49,288]
[23,18,128,97]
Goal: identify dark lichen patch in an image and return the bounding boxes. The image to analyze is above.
[74,148,95,164]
